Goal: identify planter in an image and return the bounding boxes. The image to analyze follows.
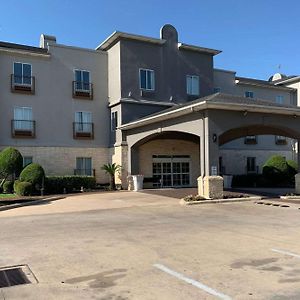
[132,175,144,191]
[223,175,233,189]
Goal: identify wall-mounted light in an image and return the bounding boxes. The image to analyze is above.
[213,134,217,143]
[243,110,248,116]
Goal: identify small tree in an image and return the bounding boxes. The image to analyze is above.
[0,147,23,188]
[101,163,121,190]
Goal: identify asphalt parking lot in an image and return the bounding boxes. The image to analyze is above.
[0,192,300,299]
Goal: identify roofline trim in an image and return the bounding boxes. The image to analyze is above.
[0,47,50,58]
[178,43,221,55]
[274,76,300,85]
[235,78,295,91]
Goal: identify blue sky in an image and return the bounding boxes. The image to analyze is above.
[1,0,299,79]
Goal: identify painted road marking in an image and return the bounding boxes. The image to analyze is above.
[153,263,232,300]
[271,248,300,259]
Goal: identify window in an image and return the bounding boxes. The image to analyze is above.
[75,112,92,133]
[247,157,256,173]
[244,135,257,144]
[275,135,287,145]
[186,75,199,96]
[13,62,32,85]
[76,157,92,176]
[214,87,221,93]
[23,156,33,167]
[111,111,118,131]
[276,95,284,104]
[139,69,155,90]
[245,91,254,98]
[14,107,33,130]
[74,70,90,91]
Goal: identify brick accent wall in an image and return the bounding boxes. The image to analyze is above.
[1,146,110,183]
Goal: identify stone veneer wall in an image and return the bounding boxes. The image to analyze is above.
[138,139,200,186]
[220,149,295,175]
[1,146,110,183]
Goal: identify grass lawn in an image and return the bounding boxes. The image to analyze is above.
[0,193,17,199]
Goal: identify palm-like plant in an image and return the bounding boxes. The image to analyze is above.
[101,163,121,190]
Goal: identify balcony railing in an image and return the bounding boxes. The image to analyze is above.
[11,74,35,94]
[11,120,36,138]
[72,81,93,99]
[73,122,94,139]
[246,166,259,174]
[74,169,95,176]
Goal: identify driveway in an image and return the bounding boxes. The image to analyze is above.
[0,191,300,299]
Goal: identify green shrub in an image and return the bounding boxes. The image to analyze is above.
[0,147,23,183]
[14,180,32,196]
[3,180,14,193]
[19,163,45,188]
[262,155,290,185]
[45,176,96,194]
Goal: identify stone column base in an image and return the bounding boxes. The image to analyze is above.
[295,173,300,194]
[197,176,224,199]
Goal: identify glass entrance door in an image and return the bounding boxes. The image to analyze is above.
[152,155,191,188]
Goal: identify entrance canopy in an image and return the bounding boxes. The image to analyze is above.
[120,93,300,178]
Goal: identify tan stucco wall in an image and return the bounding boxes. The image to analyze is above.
[220,149,294,175]
[2,146,110,183]
[138,139,200,186]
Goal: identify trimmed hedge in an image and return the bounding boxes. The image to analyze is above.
[0,147,23,179]
[14,180,32,196]
[3,180,14,193]
[19,163,45,187]
[45,176,96,194]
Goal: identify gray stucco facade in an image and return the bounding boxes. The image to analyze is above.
[0,24,299,188]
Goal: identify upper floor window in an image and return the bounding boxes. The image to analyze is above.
[73,70,93,99]
[276,95,284,104]
[74,70,90,91]
[74,111,93,139]
[186,75,199,96]
[13,62,32,85]
[12,107,35,138]
[111,111,118,131]
[245,91,254,98]
[139,69,155,91]
[214,87,221,93]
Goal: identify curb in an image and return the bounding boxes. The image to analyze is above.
[179,196,262,206]
[280,196,300,200]
[0,196,65,212]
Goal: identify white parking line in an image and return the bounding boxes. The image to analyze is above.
[154,263,232,300]
[271,248,300,259]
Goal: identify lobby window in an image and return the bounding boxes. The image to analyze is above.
[75,157,93,176]
[247,157,257,173]
[139,69,155,90]
[111,111,118,131]
[186,75,199,96]
[245,91,254,98]
[12,107,35,137]
[276,95,284,104]
[23,156,33,167]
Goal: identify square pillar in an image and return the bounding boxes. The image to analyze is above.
[111,142,128,189]
[198,176,224,199]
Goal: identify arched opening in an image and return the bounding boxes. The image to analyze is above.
[218,125,300,190]
[130,131,200,188]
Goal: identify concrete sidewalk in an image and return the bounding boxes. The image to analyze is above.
[0,190,179,218]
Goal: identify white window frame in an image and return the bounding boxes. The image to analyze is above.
[186,75,200,96]
[245,91,254,98]
[139,68,155,91]
[13,62,32,86]
[74,69,91,91]
[13,106,33,130]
